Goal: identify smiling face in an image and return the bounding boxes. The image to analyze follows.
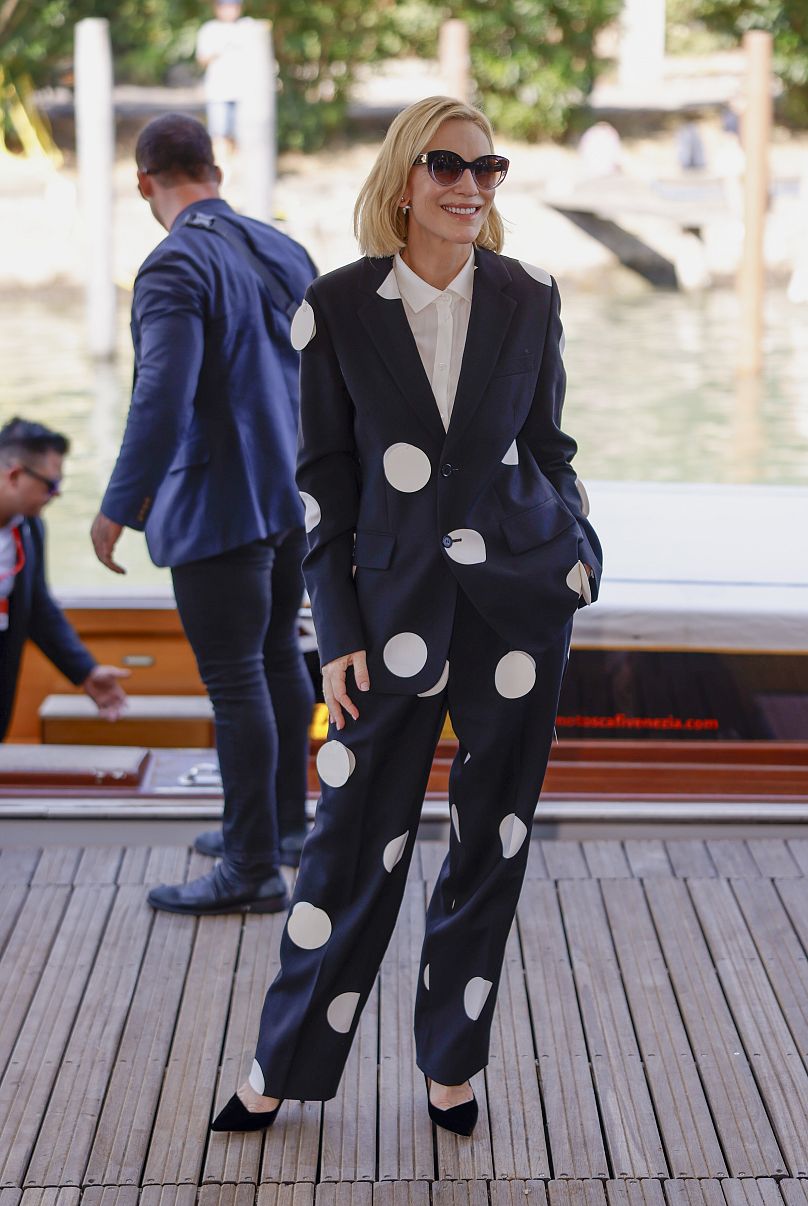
[402,118,496,256]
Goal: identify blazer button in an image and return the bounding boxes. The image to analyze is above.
[440,463,453,477]
[442,535,453,548]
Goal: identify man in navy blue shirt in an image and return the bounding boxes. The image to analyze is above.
[91,115,317,916]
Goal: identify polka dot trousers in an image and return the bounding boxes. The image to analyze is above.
[250,592,572,1101]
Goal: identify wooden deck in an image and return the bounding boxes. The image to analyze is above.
[2,838,808,1205]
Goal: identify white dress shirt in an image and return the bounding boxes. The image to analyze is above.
[377,251,475,431]
[0,516,22,603]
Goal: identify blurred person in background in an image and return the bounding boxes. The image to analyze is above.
[0,417,128,741]
[90,114,317,917]
[196,0,251,163]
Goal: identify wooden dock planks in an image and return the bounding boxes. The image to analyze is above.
[644,878,785,1175]
[0,885,116,1186]
[1,838,808,1196]
[556,880,668,1178]
[518,880,608,1179]
[599,880,726,1177]
[377,883,432,1183]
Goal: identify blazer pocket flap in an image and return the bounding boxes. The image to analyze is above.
[170,440,210,472]
[492,352,537,378]
[354,530,396,569]
[501,499,576,554]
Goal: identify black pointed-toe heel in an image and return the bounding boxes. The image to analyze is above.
[211,1092,283,1132]
[424,1075,478,1137]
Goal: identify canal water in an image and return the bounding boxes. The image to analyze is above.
[2,284,807,590]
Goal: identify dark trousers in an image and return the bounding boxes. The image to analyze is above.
[171,527,314,878]
[251,590,571,1100]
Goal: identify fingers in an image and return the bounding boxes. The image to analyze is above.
[97,549,127,575]
[90,515,127,575]
[321,651,369,731]
[322,671,345,731]
[334,679,359,724]
[352,650,370,692]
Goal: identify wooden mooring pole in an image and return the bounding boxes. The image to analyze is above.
[737,29,772,377]
[75,18,116,360]
[237,20,276,223]
[439,20,471,104]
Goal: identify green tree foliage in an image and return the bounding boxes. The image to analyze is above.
[375,0,622,139]
[1,0,620,149]
[694,0,808,125]
[443,0,622,139]
[0,0,398,150]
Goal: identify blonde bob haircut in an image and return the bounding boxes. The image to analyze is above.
[354,95,505,257]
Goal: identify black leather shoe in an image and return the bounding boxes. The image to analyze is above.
[193,828,308,867]
[424,1075,478,1136]
[147,865,289,915]
[211,1092,283,1132]
[193,830,226,859]
[279,828,308,867]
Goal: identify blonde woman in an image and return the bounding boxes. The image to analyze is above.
[212,95,601,1137]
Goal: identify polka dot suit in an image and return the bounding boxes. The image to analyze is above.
[249,247,603,1101]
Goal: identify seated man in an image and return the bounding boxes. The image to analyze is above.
[0,417,128,741]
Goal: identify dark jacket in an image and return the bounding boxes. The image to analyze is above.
[0,518,95,741]
[296,247,603,694]
[101,198,317,568]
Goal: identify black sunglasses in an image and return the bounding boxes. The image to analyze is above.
[412,149,510,190]
[21,464,61,496]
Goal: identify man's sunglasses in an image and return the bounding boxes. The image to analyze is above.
[21,464,61,496]
[412,150,510,190]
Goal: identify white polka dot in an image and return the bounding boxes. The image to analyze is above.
[326,991,360,1033]
[502,439,519,466]
[520,261,552,287]
[424,963,430,990]
[464,976,493,1021]
[494,651,536,699]
[290,299,316,350]
[560,330,566,356]
[383,830,409,872]
[299,490,321,533]
[566,561,592,604]
[499,813,528,859]
[418,660,449,697]
[316,740,356,787]
[464,752,471,764]
[445,528,486,565]
[383,632,428,677]
[383,443,432,492]
[287,901,332,949]
[451,803,461,843]
[575,476,590,517]
[248,1058,264,1093]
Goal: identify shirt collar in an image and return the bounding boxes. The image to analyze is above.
[171,196,235,232]
[0,515,23,535]
[377,251,475,310]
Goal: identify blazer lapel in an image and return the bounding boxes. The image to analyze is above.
[446,248,517,446]
[357,259,447,446]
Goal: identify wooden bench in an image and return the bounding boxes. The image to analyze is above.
[39,694,215,748]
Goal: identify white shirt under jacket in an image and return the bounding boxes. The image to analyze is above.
[377,251,475,431]
[0,516,22,603]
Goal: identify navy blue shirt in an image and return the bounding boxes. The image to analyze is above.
[102,198,317,568]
